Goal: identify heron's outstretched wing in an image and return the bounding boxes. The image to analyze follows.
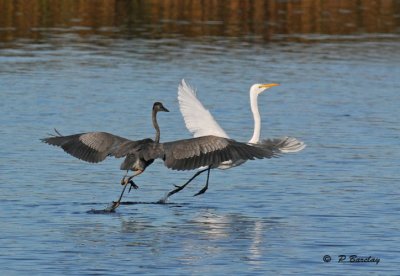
[178,79,229,138]
[161,135,277,171]
[258,137,306,153]
[41,132,148,163]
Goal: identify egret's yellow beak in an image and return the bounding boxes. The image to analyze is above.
[259,83,280,89]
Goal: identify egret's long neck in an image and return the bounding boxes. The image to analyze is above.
[249,92,261,144]
[152,109,161,143]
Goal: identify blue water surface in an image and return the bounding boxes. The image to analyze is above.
[1,28,399,276]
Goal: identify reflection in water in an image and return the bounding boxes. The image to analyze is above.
[188,211,268,267]
[249,220,264,264]
[117,208,282,268]
[0,0,399,43]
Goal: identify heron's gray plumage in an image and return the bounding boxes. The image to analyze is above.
[42,101,284,210]
[42,132,146,163]
[162,136,275,171]
[42,133,276,172]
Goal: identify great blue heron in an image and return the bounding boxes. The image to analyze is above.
[42,102,278,211]
[160,80,305,201]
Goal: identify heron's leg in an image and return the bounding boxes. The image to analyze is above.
[120,170,129,185]
[193,166,211,196]
[106,181,130,212]
[121,170,129,185]
[106,170,143,212]
[161,167,211,201]
[121,170,143,189]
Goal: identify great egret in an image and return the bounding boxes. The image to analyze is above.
[161,80,305,200]
[42,102,278,211]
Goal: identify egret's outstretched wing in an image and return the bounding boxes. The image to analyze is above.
[178,79,229,138]
[162,135,277,171]
[42,132,149,163]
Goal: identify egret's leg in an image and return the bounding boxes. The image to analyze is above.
[193,166,211,196]
[158,166,211,203]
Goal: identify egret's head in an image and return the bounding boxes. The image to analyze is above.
[250,83,280,95]
[153,102,169,113]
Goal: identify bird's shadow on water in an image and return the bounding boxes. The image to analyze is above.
[84,201,190,214]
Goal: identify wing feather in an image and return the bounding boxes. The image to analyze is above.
[178,79,229,138]
[162,135,276,171]
[42,132,144,163]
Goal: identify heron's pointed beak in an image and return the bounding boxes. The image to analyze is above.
[161,106,169,112]
[259,83,280,89]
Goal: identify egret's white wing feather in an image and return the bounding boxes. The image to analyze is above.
[178,79,229,138]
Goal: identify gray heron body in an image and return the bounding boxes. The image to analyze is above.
[42,102,277,211]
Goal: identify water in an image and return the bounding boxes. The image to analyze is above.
[1,1,400,275]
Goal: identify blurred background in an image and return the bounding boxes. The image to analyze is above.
[1,0,399,42]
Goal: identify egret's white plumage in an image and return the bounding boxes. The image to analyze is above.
[178,80,229,139]
[159,80,306,202]
[178,79,305,170]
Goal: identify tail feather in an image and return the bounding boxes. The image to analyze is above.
[259,137,306,154]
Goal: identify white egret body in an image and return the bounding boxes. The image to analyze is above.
[160,80,305,201]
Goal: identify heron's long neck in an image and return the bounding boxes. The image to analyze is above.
[249,92,261,144]
[152,109,160,143]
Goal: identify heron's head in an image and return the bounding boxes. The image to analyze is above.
[250,83,280,95]
[153,102,170,113]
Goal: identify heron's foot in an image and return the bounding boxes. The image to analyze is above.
[128,180,139,193]
[193,185,208,197]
